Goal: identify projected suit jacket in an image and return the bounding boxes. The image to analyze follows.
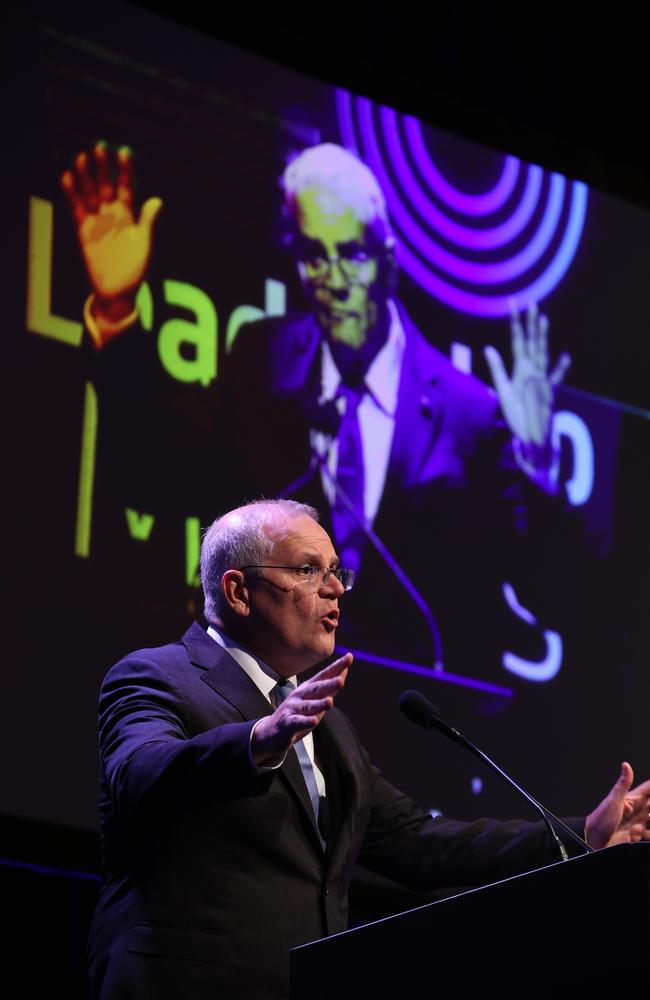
[223,302,568,675]
[87,621,567,1000]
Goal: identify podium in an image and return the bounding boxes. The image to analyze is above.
[290,843,649,993]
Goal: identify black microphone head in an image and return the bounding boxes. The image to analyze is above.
[398,690,440,730]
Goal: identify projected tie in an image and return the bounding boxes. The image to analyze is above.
[271,680,325,850]
[330,382,366,575]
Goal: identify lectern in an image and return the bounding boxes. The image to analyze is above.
[290,843,649,994]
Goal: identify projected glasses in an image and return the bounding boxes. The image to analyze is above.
[297,248,375,285]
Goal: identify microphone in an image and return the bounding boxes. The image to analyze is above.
[398,690,593,860]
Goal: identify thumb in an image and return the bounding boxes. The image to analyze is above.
[612,761,634,799]
[484,345,510,399]
[138,196,163,234]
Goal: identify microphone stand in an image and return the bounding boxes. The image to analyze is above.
[399,691,593,860]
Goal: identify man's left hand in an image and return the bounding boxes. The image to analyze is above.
[585,762,650,850]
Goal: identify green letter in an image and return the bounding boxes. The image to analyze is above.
[74,382,98,557]
[225,278,286,353]
[158,280,217,385]
[125,508,155,541]
[185,516,201,587]
[26,197,83,346]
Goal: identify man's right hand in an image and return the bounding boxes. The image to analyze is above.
[251,653,352,766]
[61,141,162,346]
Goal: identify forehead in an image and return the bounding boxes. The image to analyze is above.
[267,514,338,564]
[294,186,368,246]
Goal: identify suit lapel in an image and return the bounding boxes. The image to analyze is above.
[183,622,327,855]
[315,713,360,874]
[386,304,445,495]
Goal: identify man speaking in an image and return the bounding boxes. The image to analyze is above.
[88,498,650,999]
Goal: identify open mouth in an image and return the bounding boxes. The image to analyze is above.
[321,609,339,630]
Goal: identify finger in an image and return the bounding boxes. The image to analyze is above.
[116,146,134,210]
[138,196,164,235]
[613,761,634,797]
[525,302,538,357]
[549,352,572,388]
[484,345,510,399]
[75,151,98,212]
[61,169,86,228]
[298,676,347,701]
[287,697,333,716]
[627,778,650,798]
[314,652,353,680]
[533,310,549,372]
[93,140,114,203]
[509,301,525,362]
[287,713,324,739]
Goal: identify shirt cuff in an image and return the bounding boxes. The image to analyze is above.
[248,719,287,771]
[84,293,139,349]
[513,436,561,495]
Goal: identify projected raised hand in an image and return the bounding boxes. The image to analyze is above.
[61,142,162,348]
[484,303,571,489]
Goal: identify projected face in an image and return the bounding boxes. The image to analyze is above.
[292,186,386,354]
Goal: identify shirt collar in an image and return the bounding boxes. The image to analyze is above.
[320,299,405,417]
[206,625,297,701]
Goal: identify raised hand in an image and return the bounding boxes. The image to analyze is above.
[484,303,571,479]
[61,141,162,345]
[251,653,352,765]
[585,762,650,850]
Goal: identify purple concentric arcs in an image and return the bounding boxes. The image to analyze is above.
[336,89,588,317]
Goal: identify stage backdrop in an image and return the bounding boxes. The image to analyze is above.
[3,2,648,839]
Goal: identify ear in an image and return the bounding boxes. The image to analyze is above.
[221,569,250,617]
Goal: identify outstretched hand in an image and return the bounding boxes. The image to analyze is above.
[484,303,571,475]
[585,762,650,850]
[251,653,352,765]
[61,142,162,343]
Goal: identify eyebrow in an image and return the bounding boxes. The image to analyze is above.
[299,552,340,568]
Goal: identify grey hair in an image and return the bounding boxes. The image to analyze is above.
[281,142,393,246]
[200,499,319,625]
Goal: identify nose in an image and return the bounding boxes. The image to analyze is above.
[325,257,348,292]
[320,570,345,597]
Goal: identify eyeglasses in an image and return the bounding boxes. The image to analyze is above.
[240,565,355,591]
[297,249,375,285]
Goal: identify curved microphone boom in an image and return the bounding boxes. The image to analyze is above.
[398,690,592,860]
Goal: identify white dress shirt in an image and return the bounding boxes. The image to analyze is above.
[310,299,406,527]
[206,625,326,796]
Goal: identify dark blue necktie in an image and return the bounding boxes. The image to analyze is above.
[270,680,326,850]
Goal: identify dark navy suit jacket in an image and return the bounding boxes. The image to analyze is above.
[88,621,569,999]
[224,304,563,674]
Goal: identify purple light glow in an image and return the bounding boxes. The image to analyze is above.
[404,115,520,215]
[381,106,544,250]
[336,89,588,316]
[359,97,564,283]
[336,646,514,698]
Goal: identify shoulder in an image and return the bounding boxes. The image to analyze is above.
[225,311,322,392]
[230,311,319,359]
[101,623,203,690]
[397,301,500,429]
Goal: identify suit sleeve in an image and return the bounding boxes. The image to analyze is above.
[339,715,583,890]
[98,652,273,821]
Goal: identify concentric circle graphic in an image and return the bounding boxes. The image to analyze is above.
[336,90,588,317]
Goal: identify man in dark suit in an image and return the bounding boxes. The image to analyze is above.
[222,143,572,673]
[88,498,650,999]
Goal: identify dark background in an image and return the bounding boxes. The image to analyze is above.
[2,0,649,990]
